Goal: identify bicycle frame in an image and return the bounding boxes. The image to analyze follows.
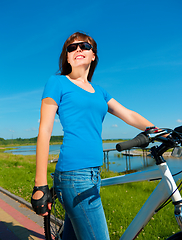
[44,127,182,240]
[101,162,182,240]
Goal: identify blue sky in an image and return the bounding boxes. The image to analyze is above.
[0,0,182,140]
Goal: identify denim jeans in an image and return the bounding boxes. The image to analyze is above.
[54,167,110,240]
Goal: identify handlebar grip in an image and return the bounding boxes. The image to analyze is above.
[116,132,150,152]
[174,126,182,134]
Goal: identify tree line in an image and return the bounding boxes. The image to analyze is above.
[0,136,64,145]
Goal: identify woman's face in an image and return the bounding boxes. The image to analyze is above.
[67,40,95,69]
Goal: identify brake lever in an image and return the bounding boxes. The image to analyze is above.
[145,129,170,142]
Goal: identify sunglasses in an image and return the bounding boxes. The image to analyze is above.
[66,42,93,53]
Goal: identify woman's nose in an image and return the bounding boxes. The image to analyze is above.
[76,45,82,51]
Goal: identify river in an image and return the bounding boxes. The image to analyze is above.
[5,143,182,174]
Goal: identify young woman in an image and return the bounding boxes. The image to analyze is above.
[31,32,155,240]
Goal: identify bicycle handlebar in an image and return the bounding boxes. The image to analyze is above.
[116,126,182,152]
[116,133,150,152]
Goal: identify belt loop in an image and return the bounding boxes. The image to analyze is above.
[91,167,93,179]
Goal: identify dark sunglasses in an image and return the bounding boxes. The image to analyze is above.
[66,42,93,53]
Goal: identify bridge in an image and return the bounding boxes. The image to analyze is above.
[103,148,150,172]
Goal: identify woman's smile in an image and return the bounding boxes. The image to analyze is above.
[75,54,85,60]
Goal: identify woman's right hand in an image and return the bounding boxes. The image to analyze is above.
[32,190,52,216]
[31,185,53,216]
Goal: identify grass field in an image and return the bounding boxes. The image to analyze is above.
[0,151,181,239]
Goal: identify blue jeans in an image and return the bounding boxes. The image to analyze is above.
[54,167,110,240]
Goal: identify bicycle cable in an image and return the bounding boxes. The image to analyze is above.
[150,169,182,182]
[155,180,182,213]
[172,169,182,177]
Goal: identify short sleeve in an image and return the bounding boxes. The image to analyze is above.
[42,75,62,105]
[102,88,112,103]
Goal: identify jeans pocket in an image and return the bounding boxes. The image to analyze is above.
[73,184,100,208]
[72,170,101,208]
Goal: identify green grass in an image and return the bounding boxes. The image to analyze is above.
[0,152,56,202]
[100,178,181,239]
[0,152,181,239]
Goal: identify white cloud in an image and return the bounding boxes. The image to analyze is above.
[25,128,37,132]
[177,119,182,123]
[112,124,118,128]
[55,119,60,123]
[9,129,15,132]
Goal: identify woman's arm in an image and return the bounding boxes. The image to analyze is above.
[35,97,58,186]
[32,97,58,216]
[107,98,154,131]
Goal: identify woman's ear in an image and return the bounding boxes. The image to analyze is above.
[92,53,96,61]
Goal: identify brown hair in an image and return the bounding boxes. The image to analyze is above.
[58,32,98,82]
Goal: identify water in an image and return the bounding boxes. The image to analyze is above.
[5,143,182,173]
[5,145,60,155]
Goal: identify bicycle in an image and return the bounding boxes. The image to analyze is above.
[44,126,182,240]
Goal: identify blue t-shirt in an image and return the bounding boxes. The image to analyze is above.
[42,75,112,171]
